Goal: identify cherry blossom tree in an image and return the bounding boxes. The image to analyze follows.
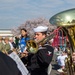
[11,17,57,38]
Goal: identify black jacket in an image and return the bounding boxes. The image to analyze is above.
[0,52,22,75]
[26,44,54,75]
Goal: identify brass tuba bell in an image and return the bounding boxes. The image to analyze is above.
[49,8,75,75]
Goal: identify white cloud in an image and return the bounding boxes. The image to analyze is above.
[0,0,75,29]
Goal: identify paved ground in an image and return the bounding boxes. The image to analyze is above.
[50,54,60,75]
[50,61,60,75]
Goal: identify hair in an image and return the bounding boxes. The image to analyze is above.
[41,31,47,35]
[63,48,67,53]
[21,28,27,32]
[41,31,47,37]
[20,28,29,39]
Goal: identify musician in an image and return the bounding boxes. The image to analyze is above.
[19,28,30,53]
[3,37,11,54]
[24,25,54,75]
[0,51,22,75]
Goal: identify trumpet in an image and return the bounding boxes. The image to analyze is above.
[49,8,75,75]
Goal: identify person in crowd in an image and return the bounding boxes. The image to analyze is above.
[57,49,67,72]
[23,25,54,75]
[9,37,14,50]
[19,28,30,53]
[0,51,22,75]
[9,37,16,49]
[0,36,4,52]
[15,36,20,49]
[3,37,11,54]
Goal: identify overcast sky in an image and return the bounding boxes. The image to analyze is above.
[0,0,75,29]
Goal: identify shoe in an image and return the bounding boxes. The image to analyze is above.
[57,68,63,73]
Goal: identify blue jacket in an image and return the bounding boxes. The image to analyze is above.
[19,37,30,52]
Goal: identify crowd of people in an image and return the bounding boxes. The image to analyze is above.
[0,36,14,54]
[0,25,75,75]
[0,25,54,75]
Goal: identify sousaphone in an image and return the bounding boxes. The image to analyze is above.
[49,8,75,75]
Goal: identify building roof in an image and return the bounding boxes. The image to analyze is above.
[0,29,13,37]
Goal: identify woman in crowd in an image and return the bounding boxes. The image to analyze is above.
[19,28,30,53]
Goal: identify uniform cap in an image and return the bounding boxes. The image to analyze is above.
[33,26,48,32]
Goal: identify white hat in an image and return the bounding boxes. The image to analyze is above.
[33,26,48,32]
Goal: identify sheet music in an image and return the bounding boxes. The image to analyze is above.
[9,52,29,75]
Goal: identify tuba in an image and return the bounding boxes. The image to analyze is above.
[49,8,75,75]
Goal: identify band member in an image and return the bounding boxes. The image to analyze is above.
[24,25,54,75]
[3,37,11,54]
[19,28,30,53]
[0,51,22,75]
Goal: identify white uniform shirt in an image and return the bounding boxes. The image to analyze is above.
[57,55,67,66]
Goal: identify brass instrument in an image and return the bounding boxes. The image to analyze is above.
[12,48,27,58]
[26,33,55,54]
[2,49,8,55]
[13,32,54,57]
[49,8,75,75]
[26,25,63,54]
